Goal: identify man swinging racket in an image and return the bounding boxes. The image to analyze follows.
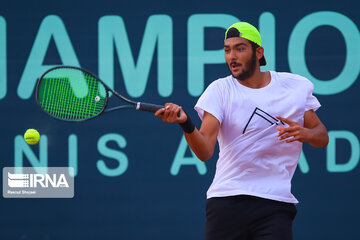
[155,21,329,240]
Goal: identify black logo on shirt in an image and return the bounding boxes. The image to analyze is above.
[243,107,285,134]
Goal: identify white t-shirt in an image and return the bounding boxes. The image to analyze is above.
[194,71,320,203]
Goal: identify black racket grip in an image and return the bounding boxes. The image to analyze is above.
[136,102,163,113]
[136,102,181,117]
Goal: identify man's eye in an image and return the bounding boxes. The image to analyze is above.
[238,48,244,51]
[224,49,230,53]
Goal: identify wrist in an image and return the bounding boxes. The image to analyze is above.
[179,115,195,134]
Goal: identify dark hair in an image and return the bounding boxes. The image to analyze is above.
[248,39,267,66]
[248,40,260,52]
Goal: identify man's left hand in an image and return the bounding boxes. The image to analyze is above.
[275,116,311,143]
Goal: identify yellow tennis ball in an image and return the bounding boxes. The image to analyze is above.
[24,129,40,145]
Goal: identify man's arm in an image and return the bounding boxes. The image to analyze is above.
[155,103,220,161]
[276,110,329,147]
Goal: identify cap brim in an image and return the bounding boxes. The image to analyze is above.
[260,56,266,66]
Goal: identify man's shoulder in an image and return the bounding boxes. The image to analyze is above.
[273,71,308,81]
[272,71,313,88]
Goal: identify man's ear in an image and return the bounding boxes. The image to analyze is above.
[256,46,264,61]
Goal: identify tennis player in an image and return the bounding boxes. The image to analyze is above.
[155,22,329,240]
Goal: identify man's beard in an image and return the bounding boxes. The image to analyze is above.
[228,51,257,81]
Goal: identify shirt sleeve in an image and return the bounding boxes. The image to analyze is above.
[305,80,321,112]
[194,80,224,124]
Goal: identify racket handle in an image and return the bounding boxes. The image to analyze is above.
[136,102,181,117]
[136,102,163,113]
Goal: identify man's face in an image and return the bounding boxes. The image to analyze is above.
[224,37,258,81]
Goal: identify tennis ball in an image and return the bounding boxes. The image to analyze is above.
[24,129,40,145]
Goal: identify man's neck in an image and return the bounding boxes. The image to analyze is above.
[236,70,270,89]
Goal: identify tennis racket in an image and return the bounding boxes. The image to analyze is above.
[36,66,167,122]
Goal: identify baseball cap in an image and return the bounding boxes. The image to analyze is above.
[224,22,267,66]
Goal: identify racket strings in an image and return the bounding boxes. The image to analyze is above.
[38,68,106,121]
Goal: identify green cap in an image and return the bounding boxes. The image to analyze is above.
[225,22,266,66]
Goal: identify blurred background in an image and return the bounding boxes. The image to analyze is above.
[0,0,359,239]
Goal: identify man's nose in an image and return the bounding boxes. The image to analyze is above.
[229,49,237,59]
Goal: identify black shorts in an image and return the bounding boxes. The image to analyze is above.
[205,195,297,240]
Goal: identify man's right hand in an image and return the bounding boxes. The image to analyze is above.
[155,103,188,124]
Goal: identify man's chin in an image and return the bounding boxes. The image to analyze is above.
[231,70,239,77]
[232,72,246,81]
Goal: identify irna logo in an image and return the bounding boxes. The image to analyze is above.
[7,172,69,188]
[3,167,74,198]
